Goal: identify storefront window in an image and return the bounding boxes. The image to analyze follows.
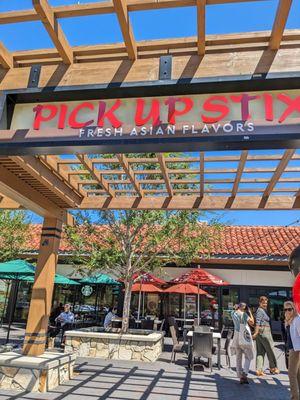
[0,280,11,323]
[14,281,31,322]
[221,287,239,327]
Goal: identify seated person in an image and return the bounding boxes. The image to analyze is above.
[55,304,75,342]
[104,307,117,329]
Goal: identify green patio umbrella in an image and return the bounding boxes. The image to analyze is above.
[0,259,35,279]
[17,273,80,285]
[80,273,120,285]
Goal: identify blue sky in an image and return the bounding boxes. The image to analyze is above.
[0,1,300,226]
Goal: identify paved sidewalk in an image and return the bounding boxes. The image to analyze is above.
[0,338,290,400]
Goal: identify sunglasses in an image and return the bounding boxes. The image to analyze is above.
[284,308,293,312]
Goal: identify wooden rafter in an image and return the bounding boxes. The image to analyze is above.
[116,154,143,196]
[157,154,173,196]
[262,149,296,199]
[200,152,204,197]
[80,194,300,210]
[0,41,13,69]
[76,155,115,197]
[231,150,248,196]
[11,156,82,207]
[113,0,137,60]
[269,0,293,50]
[33,0,73,64]
[197,0,206,55]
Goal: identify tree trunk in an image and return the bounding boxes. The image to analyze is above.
[122,279,133,333]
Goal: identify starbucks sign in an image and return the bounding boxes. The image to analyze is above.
[81,285,93,297]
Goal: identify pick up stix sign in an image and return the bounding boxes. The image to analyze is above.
[10,90,300,139]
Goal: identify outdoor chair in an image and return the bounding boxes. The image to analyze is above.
[159,319,165,332]
[141,319,154,330]
[168,316,182,338]
[194,318,199,327]
[170,325,184,363]
[217,329,233,368]
[129,318,136,329]
[190,331,213,372]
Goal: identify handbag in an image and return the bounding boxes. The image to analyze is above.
[239,319,253,348]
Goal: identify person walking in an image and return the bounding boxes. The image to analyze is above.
[253,296,279,376]
[284,301,300,400]
[231,303,255,384]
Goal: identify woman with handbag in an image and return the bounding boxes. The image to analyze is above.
[283,301,300,400]
[253,296,279,376]
[231,302,255,384]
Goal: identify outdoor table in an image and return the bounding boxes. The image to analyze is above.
[187,330,222,370]
[175,318,194,323]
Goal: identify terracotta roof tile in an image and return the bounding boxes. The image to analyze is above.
[25,224,300,258]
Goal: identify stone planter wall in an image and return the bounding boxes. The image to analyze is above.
[65,329,164,362]
[0,351,76,392]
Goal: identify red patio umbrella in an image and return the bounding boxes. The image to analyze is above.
[165,283,209,323]
[171,267,229,324]
[131,283,163,293]
[132,272,166,319]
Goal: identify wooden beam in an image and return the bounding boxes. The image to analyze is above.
[197,0,206,55]
[116,154,143,196]
[11,156,83,207]
[79,194,299,210]
[76,154,115,197]
[112,0,137,60]
[0,194,21,209]
[0,163,64,218]
[0,41,13,69]
[262,149,295,198]
[200,152,204,197]
[157,154,173,196]
[33,0,73,64]
[23,217,62,356]
[269,0,293,50]
[231,150,248,196]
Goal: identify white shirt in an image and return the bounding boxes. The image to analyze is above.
[104,312,115,328]
[290,315,300,351]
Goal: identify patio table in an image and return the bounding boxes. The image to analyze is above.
[187,330,221,370]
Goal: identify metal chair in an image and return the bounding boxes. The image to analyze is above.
[170,325,184,363]
[168,316,182,338]
[141,319,154,330]
[194,318,199,327]
[218,328,233,367]
[191,332,213,371]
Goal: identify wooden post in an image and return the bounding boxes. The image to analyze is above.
[23,217,62,356]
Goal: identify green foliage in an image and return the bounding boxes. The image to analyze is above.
[0,211,31,262]
[66,209,223,279]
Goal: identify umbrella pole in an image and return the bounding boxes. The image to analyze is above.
[137,283,142,321]
[0,280,10,328]
[6,279,19,344]
[197,284,200,325]
[184,292,186,325]
[142,292,145,317]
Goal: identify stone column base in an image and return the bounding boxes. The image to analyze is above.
[0,351,76,392]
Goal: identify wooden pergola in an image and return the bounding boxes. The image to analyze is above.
[0,0,298,357]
